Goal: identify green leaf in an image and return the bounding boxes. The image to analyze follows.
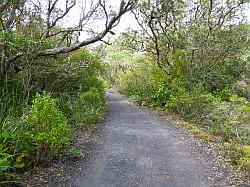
[13,162,24,169]
[0,161,11,171]
[1,131,11,139]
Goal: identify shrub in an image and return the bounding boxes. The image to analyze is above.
[0,74,32,126]
[26,93,70,157]
[0,49,107,181]
[151,74,186,106]
[122,72,155,104]
[69,87,106,126]
[224,143,250,171]
[1,92,72,175]
[167,92,220,123]
[0,129,29,181]
[240,145,250,170]
[216,95,250,143]
[0,114,34,181]
[213,86,236,101]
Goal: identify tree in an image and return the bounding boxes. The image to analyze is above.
[132,0,250,91]
[0,0,134,82]
[133,0,249,72]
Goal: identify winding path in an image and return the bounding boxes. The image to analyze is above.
[57,92,240,187]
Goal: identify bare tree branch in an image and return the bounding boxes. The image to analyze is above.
[46,0,76,37]
[3,0,134,63]
[50,0,76,28]
[100,39,111,45]
[99,0,109,28]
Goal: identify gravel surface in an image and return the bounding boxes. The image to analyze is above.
[29,92,249,187]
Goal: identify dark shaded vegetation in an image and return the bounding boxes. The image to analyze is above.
[0,0,130,181]
[0,49,106,182]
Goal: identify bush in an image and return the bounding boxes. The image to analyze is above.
[0,128,29,181]
[0,93,71,181]
[0,74,32,126]
[216,95,250,143]
[26,93,70,157]
[151,70,186,106]
[69,87,106,126]
[224,143,250,171]
[166,91,250,144]
[34,50,104,96]
[120,57,156,104]
[167,92,220,123]
[0,48,107,181]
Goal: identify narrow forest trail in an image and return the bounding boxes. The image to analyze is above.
[54,92,246,187]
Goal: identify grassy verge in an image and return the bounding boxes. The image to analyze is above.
[178,121,215,142]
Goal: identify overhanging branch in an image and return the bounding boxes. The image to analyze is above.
[37,0,133,56]
[6,0,134,60]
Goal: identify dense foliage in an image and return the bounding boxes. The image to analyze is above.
[0,0,134,182]
[0,49,106,181]
[1,0,250,183]
[101,0,250,170]
[105,43,249,170]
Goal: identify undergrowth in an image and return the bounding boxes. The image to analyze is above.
[0,49,106,182]
[114,54,250,171]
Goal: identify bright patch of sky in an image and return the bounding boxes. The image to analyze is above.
[61,0,140,42]
[60,0,250,43]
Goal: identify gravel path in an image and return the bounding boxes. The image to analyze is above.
[53,92,249,187]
